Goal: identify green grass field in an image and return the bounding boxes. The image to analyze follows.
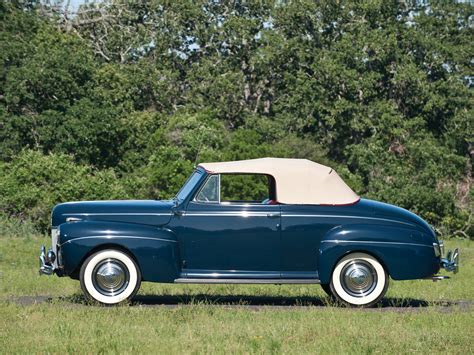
[1,236,473,353]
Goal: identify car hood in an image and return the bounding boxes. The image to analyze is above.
[51,200,174,227]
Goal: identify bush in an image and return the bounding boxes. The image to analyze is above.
[348,136,472,239]
[0,213,39,238]
[0,150,129,232]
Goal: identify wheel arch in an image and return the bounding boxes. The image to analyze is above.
[334,249,390,277]
[317,223,439,283]
[59,221,181,282]
[69,243,141,280]
[319,245,391,284]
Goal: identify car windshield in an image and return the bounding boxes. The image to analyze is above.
[175,170,204,201]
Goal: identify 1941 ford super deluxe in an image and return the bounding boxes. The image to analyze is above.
[39,158,459,307]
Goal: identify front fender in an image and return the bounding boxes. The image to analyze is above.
[317,224,439,283]
[58,221,180,282]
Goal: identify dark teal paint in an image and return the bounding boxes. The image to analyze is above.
[171,201,281,278]
[52,199,174,227]
[317,223,439,283]
[58,221,180,282]
[52,168,440,283]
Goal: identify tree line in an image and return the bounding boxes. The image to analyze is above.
[0,0,472,237]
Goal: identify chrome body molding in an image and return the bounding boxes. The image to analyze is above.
[184,212,414,226]
[174,278,321,284]
[184,212,270,217]
[183,269,281,279]
[62,213,172,216]
[283,214,415,227]
[321,239,434,248]
[60,235,178,246]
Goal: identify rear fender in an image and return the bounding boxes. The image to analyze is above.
[318,224,439,284]
[58,221,180,282]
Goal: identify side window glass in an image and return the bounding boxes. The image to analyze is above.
[195,175,219,203]
[221,174,270,203]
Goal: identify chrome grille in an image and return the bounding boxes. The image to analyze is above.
[51,228,59,268]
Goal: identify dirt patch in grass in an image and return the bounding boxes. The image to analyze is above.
[8,294,474,313]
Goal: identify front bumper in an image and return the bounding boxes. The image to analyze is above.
[39,227,60,276]
[39,245,56,275]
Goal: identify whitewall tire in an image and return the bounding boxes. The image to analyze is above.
[80,249,141,305]
[329,252,388,307]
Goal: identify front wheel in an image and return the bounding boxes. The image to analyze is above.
[80,249,141,305]
[329,252,388,307]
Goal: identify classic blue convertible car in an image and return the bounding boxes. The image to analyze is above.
[40,158,459,307]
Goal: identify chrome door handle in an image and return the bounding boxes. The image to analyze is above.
[267,213,280,218]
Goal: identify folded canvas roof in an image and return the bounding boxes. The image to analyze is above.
[198,157,359,205]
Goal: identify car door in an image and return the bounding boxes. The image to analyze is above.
[280,205,344,279]
[177,173,282,279]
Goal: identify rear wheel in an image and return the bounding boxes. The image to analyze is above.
[80,249,141,305]
[329,252,388,307]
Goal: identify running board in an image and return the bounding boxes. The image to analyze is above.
[174,278,321,284]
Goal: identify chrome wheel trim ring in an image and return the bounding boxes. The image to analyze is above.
[92,258,130,297]
[339,260,377,298]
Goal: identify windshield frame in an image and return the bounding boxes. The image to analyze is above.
[175,168,206,202]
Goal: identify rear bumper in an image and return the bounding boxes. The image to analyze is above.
[440,247,459,273]
[428,241,459,281]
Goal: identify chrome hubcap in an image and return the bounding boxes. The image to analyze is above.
[340,260,377,297]
[92,259,129,296]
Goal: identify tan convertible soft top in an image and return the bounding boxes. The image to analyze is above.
[198,158,359,205]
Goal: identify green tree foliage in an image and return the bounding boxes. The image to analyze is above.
[0,150,128,231]
[0,0,472,237]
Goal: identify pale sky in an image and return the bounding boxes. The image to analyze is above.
[67,0,97,11]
